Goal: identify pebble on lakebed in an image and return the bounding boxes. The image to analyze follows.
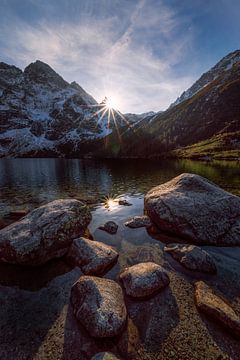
[67,237,118,275]
[119,262,170,298]
[98,221,118,234]
[71,276,127,338]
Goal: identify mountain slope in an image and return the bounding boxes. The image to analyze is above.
[0,60,133,157]
[99,54,240,158]
[171,49,240,107]
[0,50,240,159]
[172,132,240,160]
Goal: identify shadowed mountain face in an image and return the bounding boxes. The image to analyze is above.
[101,52,240,158]
[0,51,240,158]
[171,50,240,107]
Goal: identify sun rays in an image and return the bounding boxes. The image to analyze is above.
[83,95,136,145]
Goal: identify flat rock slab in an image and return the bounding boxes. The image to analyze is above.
[195,281,240,337]
[99,221,118,234]
[120,262,170,298]
[145,173,240,245]
[164,244,217,273]
[91,353,120,360]
[0,199,91,266]
[71,276,127,338]
[125,215,152,228]
[67,237,118,275]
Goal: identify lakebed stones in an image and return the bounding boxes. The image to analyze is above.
[91,353,120,360]
[125,215,152,229]
[145,173,240,245]
[71,276,127,338]
[99,221,118,234]
[67,237,118,275]
[0,199,91,266]
[164,244,217,273]
[119,262,170,298]
[195,281,240,337]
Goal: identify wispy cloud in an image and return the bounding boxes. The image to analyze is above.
[0,0,195,112]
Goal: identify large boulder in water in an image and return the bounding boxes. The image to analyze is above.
[0,199,91,266]
[144,173,240,245]
[71,276,127,338]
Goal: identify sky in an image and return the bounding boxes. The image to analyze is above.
[0,0,240,113]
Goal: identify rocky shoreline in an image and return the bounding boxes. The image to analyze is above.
[0,173,240,359]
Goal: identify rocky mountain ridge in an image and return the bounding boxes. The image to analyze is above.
[171,49,240,107]
[0,50,240,158]
[0,60,146,157]
[100,50,240,159]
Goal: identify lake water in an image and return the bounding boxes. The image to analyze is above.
[0,158,239,217]
[1,159,240,359]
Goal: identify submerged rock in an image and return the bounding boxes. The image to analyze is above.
[164,244,217,273]
[71,276,127,338]
[195,281,240,337]
[0,199,91,266]
[120,262,170,298]
[99,221,118,234]
[118,199,132,206]
[145,173,240,245]
[91,353,120,360]
[67,237,118,275]
[125,215,152,228]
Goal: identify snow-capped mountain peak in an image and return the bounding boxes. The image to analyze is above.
[171,49,240,107]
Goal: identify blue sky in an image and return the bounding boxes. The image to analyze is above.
[0,0,239,113]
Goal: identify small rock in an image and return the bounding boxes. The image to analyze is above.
[118,199,132,206]
[67,237,118,275]
[99,221,118,234]
[0,199,91,266]
[125,215,152,228]
[71,276,127,337]
[164,244,217,273]
[120,262,170,298]
[91,352,120,360]
[195,281,240,337]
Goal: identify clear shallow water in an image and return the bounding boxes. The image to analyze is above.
[0,159,240,360]
[0,158,239,217]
